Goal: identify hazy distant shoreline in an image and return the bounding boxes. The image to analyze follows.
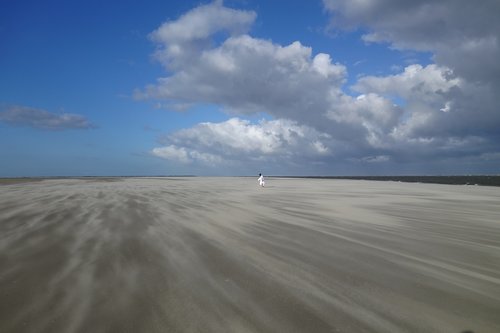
[276,175,500,187]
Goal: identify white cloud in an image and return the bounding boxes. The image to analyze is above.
[138,2,392,166]
[152,145,223,165]
[322,0,500,71]
[152,118,332,166]
[0,105,95,130]
[352,64,462,139]
[322,0,500,98]
[140,1,500,173]
[322,0,500,164]
[148,0,256,71]
[354,64,460,102]
[330,93,401,128]
[138,34,347,129]
[152,145,190,164]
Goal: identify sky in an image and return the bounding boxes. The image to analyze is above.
[1,0,499,177]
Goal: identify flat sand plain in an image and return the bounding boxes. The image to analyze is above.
[1,177,499,333]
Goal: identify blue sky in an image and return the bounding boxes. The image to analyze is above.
[1,0,499,176]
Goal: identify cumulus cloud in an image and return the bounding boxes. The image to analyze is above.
[135,1,352,130]
[354,64,460,102]
[138,1,392,164]
[352,64,462,138]
[322,0,500,83]
[140,0,499,173]
[138,35,347,130]
[322,1,500,119]
[0,105,95,130]
[152,118,332,166]
[327,93,403,148]
[322,0,500,164]
[148,0,256,71]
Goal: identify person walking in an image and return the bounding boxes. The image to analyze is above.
[258,173,265,187]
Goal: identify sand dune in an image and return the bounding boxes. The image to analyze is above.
[1,177,499,333]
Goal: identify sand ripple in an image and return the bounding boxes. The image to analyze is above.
[1,177,499,332]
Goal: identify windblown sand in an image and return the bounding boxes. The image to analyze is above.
[1,177,499,333]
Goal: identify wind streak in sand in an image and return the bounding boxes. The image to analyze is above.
[0,177,499,332]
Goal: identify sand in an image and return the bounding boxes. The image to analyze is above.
[1,177,499,333]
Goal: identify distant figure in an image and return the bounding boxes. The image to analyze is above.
[258,173,265,187]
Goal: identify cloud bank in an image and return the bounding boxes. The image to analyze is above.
[140,0,500,174]
[0,105,95,131]
[152,118,331,167]
[323,0,500,85]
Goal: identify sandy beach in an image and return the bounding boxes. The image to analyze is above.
[1,177,499,333]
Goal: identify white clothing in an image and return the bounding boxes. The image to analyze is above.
[258,175,265,187]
